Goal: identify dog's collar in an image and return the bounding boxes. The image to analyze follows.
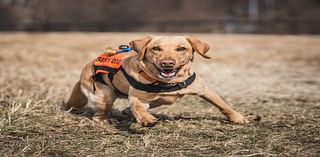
[121,67,196,93]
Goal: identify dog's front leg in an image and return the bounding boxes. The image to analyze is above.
[200,87,249,124]
[128,96,157,127]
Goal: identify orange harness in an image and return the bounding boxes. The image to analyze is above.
[94,53,126,74]
[92,52,128,95]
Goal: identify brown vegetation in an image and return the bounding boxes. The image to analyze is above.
[0,33,319,156]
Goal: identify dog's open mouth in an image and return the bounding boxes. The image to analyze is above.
[160,68,177,78]
[154,65,179,78]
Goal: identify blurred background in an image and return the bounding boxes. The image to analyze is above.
[1,1,320,156]
[0,0,320,34]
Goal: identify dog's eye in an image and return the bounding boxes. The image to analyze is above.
[151,46,162,51]
[176,47,187,51]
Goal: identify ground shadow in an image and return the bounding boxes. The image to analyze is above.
[60,102,232,133]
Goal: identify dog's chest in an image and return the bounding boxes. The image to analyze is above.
[149,94,183,105]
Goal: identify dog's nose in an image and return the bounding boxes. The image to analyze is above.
[159,59,176,67]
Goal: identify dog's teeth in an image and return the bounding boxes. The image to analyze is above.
[160,72,167,77]
[161,72,176,78]
[169,72,176,77]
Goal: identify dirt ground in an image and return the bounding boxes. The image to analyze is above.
[0,33,319,157]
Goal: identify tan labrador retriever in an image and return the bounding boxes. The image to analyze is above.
[65,36,249,126]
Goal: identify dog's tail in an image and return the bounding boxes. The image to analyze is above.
[63,81,88,110]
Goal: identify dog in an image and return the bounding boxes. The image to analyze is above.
[65,36,249,126]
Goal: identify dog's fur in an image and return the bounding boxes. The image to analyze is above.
[65,36,249,126]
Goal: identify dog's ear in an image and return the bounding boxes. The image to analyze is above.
[130,36,153,61]
[186,37,211,59]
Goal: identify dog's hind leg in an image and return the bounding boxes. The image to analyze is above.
[64,81,88,110]
[80,82,116,124]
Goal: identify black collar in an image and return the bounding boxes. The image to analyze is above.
[121,67,196,93]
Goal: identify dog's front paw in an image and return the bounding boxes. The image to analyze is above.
[228,112,249,124]
[138,113,158,127]
[92,117,110,126]
[92,114,110,125]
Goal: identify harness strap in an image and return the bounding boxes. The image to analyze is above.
[92,69,127,96]
[120,67,196,93]
[95,66,119,74]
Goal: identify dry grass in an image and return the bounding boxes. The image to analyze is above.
[0,32,319,156]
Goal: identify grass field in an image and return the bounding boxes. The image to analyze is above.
[0,32,319,156]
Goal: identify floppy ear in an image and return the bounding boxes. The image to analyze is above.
[186,37,211,59]
[129,36,153,61]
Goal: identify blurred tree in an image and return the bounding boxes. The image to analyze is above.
[0,0,319,33]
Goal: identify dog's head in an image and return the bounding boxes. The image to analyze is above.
[130,36,210,81]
